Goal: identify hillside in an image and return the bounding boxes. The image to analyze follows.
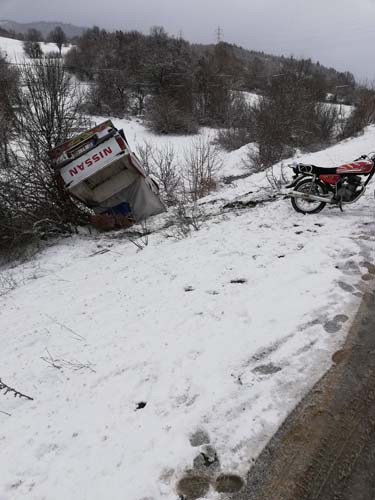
[0,35,71,61]
[0,19,86,39]
[0,112,374,499]
[193,41,355,96]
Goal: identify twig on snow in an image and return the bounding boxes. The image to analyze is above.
[41,349,63,370]
[45,314,86,342]
[0,378,34,401]
[40,349,96,373]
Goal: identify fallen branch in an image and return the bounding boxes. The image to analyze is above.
[0,378,34,401]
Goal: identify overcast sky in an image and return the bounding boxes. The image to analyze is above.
[1,0,375,81]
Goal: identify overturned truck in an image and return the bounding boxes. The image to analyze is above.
[49,120,166,228]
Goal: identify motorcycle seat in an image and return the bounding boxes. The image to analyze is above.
[311,165,338,175]
[297,163,337,175]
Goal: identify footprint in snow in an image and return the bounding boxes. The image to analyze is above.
[323,314,349,333]
[361,274,374,282]
[189,429,210,447]
[338,260,360,275]
[177,476,210,499]
[252,362,282,375]
[337,281,355,293]
[215,474,244,493]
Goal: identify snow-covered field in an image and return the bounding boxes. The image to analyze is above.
[238,91,353,119]
[239,91,260,106]
[1,110,375,499]
[0,35,71,62]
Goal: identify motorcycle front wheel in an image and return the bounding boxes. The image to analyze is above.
[291,178,328,214]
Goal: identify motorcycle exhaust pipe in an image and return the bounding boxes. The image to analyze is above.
[289,191,334,203]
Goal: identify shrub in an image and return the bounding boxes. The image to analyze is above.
[146,94,197,134]
[313,103,340,142]
[340,88,375,138]
[23,40,43,59]
[216,93,256,151]
[183,136,222,200]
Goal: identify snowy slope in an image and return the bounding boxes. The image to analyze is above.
[0,35,71,62]
[0,125,375,500]
[93,115,252,181]
[238,91,353,118]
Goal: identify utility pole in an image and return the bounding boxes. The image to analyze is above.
[215,26,224,43]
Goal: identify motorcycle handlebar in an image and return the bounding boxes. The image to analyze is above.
[354,153,375,162]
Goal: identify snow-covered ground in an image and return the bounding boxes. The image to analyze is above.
[322,101,353,120]
[92,115,256,181]
[239,91,260,106]
[1,115,375,500]
[0,35,71,62]
[101,116,216,161]
[239,91,353,119]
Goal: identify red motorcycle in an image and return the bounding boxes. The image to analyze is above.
[287,154,375,214]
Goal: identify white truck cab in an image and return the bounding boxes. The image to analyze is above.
[49,121,165,225]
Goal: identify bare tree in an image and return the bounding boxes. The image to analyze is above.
[341,87,375,138]
[26,29,43,42]
[167,201,208,239]
[23,40,43,59]
[15,59,90,219]
[183,136,222,201]
[136,140,155,175]
[216,93,256,151]
[150,144,181,205]
[314,103,340,142]
[86,69,130,116]
[0,54,21,255]
[136,141,181,205]
[0,59,90,256]
[146,94,196,134]
[0,53,18,167]
[47,27,67,56]
[251,71,321,168]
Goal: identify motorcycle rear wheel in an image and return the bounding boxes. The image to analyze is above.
[291,178,328,214]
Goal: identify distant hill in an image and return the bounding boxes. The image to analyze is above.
[192,42,355,99]
[193,42,352,78]
[0,20,86,39]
